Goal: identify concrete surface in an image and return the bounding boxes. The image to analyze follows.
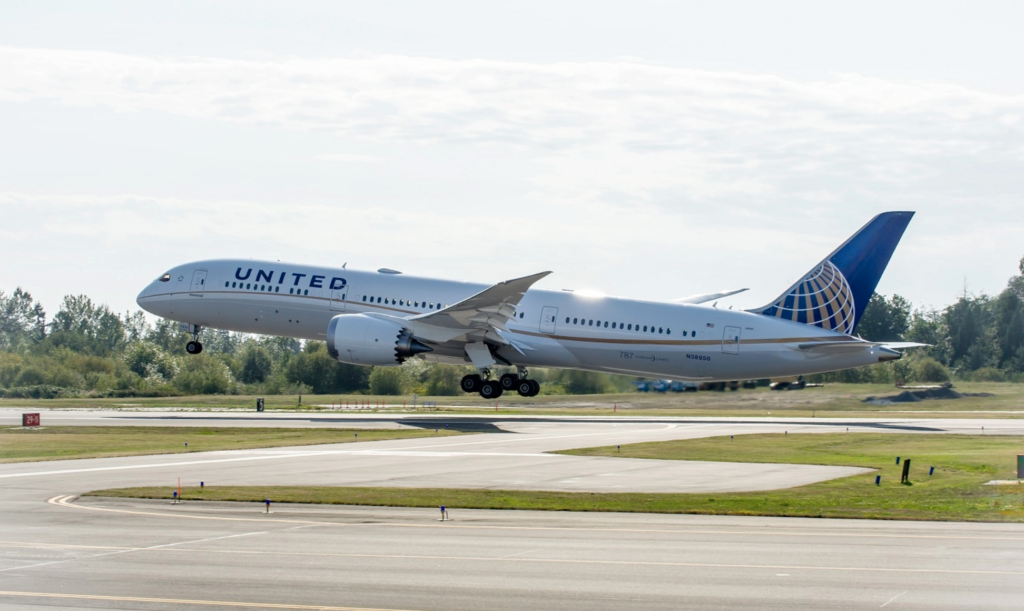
[1,413,1023,609]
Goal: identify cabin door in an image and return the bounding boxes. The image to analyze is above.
[330,289,347,312]
[189,270,207,296]
[540,307,558,334]
[722,326,741,354]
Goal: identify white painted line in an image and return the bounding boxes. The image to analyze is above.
[880,591,907,608]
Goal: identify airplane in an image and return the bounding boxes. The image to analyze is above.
[137,211,920,399]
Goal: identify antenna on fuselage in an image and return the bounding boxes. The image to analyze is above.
[343,262,347,269]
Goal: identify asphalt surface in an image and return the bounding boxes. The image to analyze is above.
[1,411,1023,610]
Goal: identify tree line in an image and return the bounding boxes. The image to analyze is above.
[1,256,1021,397]
[0,290,632,398]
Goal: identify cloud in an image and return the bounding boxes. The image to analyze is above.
[3,46,1023,213]
[315,153,382,163]
[3,47,1024,312]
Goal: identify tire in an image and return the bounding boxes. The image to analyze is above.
[186,341,203,355]
[516,380,533,397]
[527,379,541,397]
[479,381,503,399]
[460,374,482,393]
[500,373,519,391]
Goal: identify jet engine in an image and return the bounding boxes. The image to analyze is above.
[326,314,432,366]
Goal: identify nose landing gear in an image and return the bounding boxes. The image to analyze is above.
[184,324,204,355]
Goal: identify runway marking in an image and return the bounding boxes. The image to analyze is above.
[0,426,684,480]
[0,590,420,610]
[0,521,265,574]
[32,544,1024,577]
[47,495,1024,543]
[880,591,907,607]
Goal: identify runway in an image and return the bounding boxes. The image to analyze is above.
[1,413,1023,609]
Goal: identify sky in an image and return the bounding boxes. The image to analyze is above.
[2,1,1023,319]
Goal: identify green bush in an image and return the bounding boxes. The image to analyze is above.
[971,367,1006,382]
[913,357,951,382]
[369,367,407,395]
[174,354,232,395]
[0,385,78,399]
[424,365,462,396]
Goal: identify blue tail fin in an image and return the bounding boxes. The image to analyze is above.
[752,211,914,334]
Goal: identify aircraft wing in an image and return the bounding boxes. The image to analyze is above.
[672,288,749,304]
[408,271,551,330]
[366,272,551,364]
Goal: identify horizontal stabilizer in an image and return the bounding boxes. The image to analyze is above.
[796,340,929,353]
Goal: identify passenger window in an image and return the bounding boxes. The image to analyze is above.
[232,282,236,288]
[667,328,671,335]
[589,320,593,326]
[224,281,228,288]
[604,321,608,328]
[400,300,404,306]
[659,327,663,334]
[643,325,647,332]
[627,324,632,330]
[246,283,251,290]
[611,322,616,329]
[573,318,578,324]
[159,273,171,282]
[275,287,280,293]
[303,289,308,295]
[520,312,524,319]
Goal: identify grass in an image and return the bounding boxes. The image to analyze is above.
[89,433,1024,522]
[4,382,1024,418]
[0,426,463,464]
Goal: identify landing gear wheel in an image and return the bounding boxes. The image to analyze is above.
[516,379,533,397]
[479,380,503,399]
[527,379,540,397]
[460,374,482,393]
[499,373,519,391]
[186,341,203,355]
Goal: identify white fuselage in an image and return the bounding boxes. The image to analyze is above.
[137,259,890,381]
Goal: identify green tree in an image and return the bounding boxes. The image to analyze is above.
[944,295,994,370]
[174,354,232,394]
[855,294,911,341]
[148,318,192,354]
[238,345,273,384]
[994,289,1024,370]
[424,364,463,396]
[0,288,46,351]
[284,342,371,394]
[369,367,407,395]
[123,342,177,380]
[46,295,125,356]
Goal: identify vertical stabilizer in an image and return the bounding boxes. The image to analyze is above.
[751,212,914,334]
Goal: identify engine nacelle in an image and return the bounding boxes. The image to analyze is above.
[326,314,433,366]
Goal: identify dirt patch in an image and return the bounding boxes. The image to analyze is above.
[865,387,995,405]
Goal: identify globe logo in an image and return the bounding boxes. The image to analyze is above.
[766,261,856,334]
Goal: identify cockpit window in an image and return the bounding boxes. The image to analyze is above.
[159,273,171,282]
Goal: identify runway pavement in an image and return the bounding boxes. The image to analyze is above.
[1,412,1023,609]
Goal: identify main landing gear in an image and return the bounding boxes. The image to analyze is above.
[185,325,204,355]
[460,368,540,399]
